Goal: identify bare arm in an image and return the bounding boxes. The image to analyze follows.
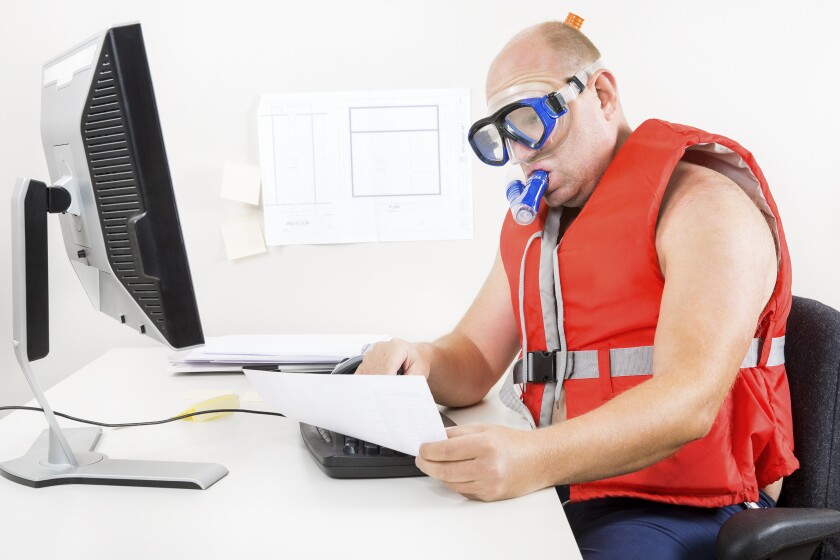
[417,164,779,500]
[356,251,521,407]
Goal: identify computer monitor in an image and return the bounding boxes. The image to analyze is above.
[2,23,227,489]
[46,22,203,350]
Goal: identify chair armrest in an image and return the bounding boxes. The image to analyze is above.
[716,507,840,560]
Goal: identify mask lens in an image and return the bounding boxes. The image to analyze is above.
[472,124,505,164]
[504,106,545,146]
[508,105,573,166]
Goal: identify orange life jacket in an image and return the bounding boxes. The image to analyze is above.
[498,119,799,507]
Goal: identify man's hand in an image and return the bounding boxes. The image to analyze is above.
[354,338,431,377]
[415,424,544,502]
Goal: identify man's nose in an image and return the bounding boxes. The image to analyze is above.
[509,139,537,164]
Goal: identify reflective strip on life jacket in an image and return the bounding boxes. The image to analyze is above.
[512,336,786,383]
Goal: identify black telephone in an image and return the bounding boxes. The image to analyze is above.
[299,355,456,478]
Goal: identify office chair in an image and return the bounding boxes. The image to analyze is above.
[716,296,840,560]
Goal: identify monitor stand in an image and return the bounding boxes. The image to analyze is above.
[0,178,228,489]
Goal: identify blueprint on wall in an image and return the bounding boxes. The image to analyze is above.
[257,89,472,245]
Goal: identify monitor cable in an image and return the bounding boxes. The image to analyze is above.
[0,406,286,428]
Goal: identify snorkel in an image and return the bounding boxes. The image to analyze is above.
[506,170,549,225]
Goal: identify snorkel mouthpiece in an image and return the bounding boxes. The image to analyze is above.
[506,170,549,226]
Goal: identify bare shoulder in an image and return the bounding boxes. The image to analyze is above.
[657,161,774,266]
[655,160,777,302]
[659,161,760,230]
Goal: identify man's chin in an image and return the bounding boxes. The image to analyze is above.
[543,188,577,208]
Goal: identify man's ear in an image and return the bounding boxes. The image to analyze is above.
[592,70,620,121]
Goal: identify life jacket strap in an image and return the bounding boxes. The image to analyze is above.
[512,336,786,383]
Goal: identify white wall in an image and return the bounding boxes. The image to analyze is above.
[1,0,838,407]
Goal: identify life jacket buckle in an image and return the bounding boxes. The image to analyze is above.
[512,351,558,384]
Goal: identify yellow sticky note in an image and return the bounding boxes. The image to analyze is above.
[178,393,241,422]
[221,162,262,205]
[221,216,267,260]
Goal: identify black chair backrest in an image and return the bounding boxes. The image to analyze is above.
[779,296,840,559]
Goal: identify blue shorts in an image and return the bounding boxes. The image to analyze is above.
[561,489,776,560]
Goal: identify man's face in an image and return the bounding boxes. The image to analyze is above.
[485,39,615,207]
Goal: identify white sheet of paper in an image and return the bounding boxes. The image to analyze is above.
[221,216,266,260]
[171,334,390,365]
[221,161,262,205]
[244,369,447,456]
[257,88,472,245]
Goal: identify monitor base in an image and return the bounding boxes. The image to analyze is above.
[0,427,228,489]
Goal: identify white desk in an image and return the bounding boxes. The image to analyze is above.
[0,348,580,559]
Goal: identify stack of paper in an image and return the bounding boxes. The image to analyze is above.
[168,334,389,374]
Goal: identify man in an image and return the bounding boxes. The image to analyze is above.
[356,19,798,559]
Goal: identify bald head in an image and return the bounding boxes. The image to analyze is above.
[537,21,601,73]
[486,21,601,97]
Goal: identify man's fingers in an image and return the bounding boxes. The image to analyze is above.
[444,424,486,438]
[443,480,481,498]
[415,456,476,483]
[354,343,406,375]
[354,358,403,375]
[419,432,485,462]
